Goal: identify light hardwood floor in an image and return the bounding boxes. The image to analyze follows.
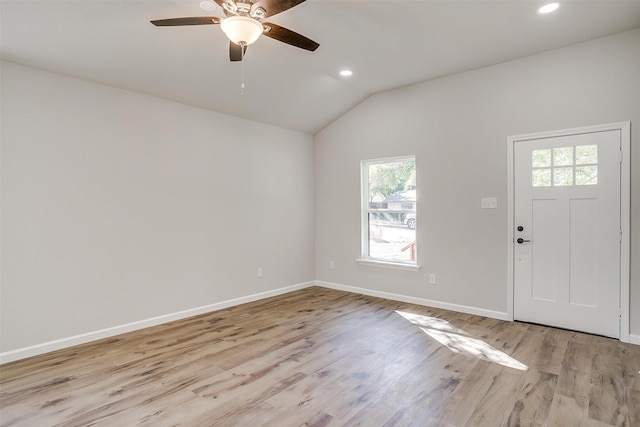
[1,286,639,426]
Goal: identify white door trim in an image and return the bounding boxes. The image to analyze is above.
[507,122,630,342]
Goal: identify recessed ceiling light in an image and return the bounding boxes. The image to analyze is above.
[200,1,217,12]
[339,70,353,77]
[538,3,560,14]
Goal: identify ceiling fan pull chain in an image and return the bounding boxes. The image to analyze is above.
[240,42,246,95]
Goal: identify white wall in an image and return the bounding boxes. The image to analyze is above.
[2,28,639,362]
[315,29,640,336]
[0,61,315,357]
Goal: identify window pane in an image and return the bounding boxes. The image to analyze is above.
[553,147,574,166]
[532,149,551,168]
[368,164,384,202]
[576,166,598,185]
[368,214,415,261]
[576,145,597,165]
[532,169,551,187]
[553,167,573,186]
[368,160,416,203]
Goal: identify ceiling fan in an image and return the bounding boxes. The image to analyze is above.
[151,0,319,61]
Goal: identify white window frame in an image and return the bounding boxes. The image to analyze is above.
[358,155,420,271]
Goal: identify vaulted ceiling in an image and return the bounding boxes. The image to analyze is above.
[2,1,640,134]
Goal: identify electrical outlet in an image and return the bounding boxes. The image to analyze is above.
[329,261,335,270]
[257,267,263,278]
[429,273,436,285]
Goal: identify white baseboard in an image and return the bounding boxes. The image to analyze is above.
[315,280,510,321]
[4,279,632,364]
[0,281,314,364]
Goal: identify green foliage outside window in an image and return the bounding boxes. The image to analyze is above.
[368,160,416,202]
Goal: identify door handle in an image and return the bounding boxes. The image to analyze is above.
[517,238,531,244]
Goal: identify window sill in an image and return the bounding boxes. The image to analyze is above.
[356,259,421,271]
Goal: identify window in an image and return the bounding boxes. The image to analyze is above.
[532,145,598,187]
[360,156,417,268]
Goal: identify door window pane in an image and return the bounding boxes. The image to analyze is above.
[532,169,551,187]
[532,149,551,167]
[576,145,597,165]
[554,167,573,186]
[576,166,598,185]
[553,147,574,166]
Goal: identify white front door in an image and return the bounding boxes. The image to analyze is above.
[513,129,621,338]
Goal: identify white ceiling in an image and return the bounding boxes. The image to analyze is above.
[2,0,640,134]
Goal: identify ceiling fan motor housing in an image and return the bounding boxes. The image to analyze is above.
[222,1,265,19]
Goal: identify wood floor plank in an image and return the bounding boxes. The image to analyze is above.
[587,341,629,426]
[1,286,639,427]
[505,370,559,426]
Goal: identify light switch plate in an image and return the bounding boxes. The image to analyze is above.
[481,197,498,209]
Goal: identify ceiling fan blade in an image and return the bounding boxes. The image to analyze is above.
[262,22,319,51]
[229,42,248,62]
[151,17,221,26]
[252,0,307,18]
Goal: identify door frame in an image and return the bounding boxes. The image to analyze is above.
[506,122,630,342]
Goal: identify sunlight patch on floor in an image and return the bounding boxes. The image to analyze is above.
[396,310,528,371]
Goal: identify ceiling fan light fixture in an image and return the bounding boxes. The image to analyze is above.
[221,16,263,45]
